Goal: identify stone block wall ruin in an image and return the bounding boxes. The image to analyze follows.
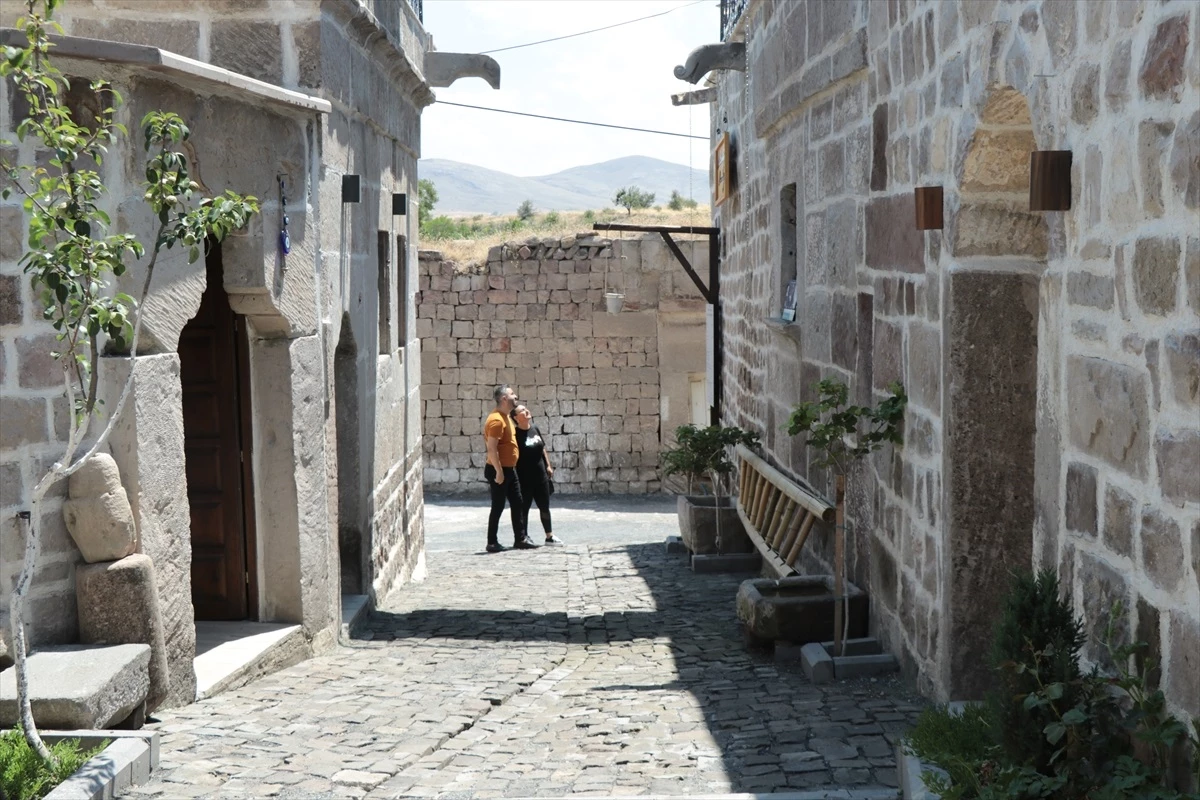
[714,0,1198,720]
[418,234,709,494]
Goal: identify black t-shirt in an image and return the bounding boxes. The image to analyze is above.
[515,424,548,481]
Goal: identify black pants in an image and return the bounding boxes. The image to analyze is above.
[519,472,552,535]
[485,465,525,544]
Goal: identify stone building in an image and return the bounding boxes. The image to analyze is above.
[0,0,445,707]
[419,233,710,495]
[705,0,1199,718]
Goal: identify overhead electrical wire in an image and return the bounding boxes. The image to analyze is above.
[479,1,706,55]
[433,100,708,139]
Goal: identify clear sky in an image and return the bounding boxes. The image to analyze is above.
[420,0,718,177]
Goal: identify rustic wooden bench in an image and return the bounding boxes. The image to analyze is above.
[735,444,835,578]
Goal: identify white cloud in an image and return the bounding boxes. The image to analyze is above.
[421,0,717,178]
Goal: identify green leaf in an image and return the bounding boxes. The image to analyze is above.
[1061,707,1086,726]
[1043,721,1066,745]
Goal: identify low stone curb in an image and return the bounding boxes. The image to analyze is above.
[505,791,900,799]
[44,729,160,800]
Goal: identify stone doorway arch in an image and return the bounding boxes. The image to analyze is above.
[941,86,1048,699]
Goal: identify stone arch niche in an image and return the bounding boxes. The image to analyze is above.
[940,86,1048,699]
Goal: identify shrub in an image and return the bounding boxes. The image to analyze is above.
[0,728,106,800]
[542,211,561,227]
[988,568,1086,773]
[668,190,698,210]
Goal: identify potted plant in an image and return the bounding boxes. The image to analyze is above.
[785,380,906,656]
[661,424,760,555]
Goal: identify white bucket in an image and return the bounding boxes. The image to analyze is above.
[605,292,624,314]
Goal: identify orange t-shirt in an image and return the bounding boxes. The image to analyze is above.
[484,410,519,467]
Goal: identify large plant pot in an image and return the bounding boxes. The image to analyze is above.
[677,495,753,555]
[736,575,869,646]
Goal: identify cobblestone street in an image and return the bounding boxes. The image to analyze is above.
[127,497,925,799]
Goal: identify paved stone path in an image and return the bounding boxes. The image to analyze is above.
[127,497,924,798]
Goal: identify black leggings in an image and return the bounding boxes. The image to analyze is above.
[520,474,552,535]
[486,465,525,544]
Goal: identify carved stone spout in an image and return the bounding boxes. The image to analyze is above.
[425,52,501,90]
[674,42,746,85]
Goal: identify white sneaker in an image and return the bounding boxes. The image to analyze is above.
[544,535,564,545]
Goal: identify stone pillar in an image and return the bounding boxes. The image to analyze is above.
[102,353,197,707]
[942,271,1039,699]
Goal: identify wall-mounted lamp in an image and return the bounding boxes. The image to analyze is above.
[342,174,361,204]
[392,193,407,216]
[914,186,944,230]
[1029,151,1072,211]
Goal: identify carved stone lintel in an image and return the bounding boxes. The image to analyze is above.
[425,52,501,90]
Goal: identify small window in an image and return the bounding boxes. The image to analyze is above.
[779,183,798,321]
[395,235,408,347]
[377,231,391,354]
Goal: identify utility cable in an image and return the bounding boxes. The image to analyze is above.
[479,1,706,55]
[433,100,708,139]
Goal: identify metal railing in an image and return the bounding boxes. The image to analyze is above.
[720,0,747,41]
[407,0,423,24]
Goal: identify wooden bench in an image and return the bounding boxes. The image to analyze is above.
[735,444,835,578]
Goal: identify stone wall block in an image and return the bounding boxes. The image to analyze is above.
[1170,110,1200,210]
[1166,612,1199,716]
[1071,63,1100,125]
[1138,120,1174,217]
[1065,461,1098,536]
[1067,356,1149,478]
[1067,271,1114,310]
[951,201,1048,259]
[1133,237,1181,317]
[961,129,1035,193]
[1164,330,1200,407]
[865,194,924,272]
[1139,15,1190,99]
[210,21,284,85]
[1080,551,1130,668]
[1105,38,1132,110]
[1142,507,1185,592]
[1155,428,1200,507]
[906,323,941,414]
[0,273,20,326]
[1103,482,1136,558]
[67,18,200,59]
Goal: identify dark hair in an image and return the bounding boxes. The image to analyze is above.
[493,384,509,404]
[511,404,527,421]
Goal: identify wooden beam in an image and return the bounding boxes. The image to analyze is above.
[592,222,719,235]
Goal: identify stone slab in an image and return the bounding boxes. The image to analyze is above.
[690,553,762,574]
[194,622,307,700]
[833,654,900,679]
[663,535,688,555]
[800,642,835,684]
[896,742,946,800]
[0,644,149,730]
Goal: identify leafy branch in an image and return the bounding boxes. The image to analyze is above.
[784,379,907,476]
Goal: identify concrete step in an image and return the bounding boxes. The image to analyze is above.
[193,621,308,701]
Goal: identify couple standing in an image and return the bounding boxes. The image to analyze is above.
[483,384,562,553]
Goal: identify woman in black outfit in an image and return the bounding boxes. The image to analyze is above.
[512,404,562,545]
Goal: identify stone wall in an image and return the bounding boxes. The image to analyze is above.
[418,234,709,494]
[713,0,1199,719]
[0,0,429,702]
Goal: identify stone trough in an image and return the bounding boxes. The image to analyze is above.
[736,575,869,648]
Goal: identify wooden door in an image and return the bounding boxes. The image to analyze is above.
[180,246,255,620]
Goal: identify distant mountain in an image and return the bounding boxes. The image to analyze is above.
[419,156,709,214]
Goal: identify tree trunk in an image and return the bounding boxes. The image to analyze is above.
[9,511,52,762]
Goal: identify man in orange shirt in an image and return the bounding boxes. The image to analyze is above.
[483,384,539,552]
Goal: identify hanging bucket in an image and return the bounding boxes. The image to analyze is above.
[605,292,625,314]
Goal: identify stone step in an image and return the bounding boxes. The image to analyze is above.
[193,622,308,701]
[0,644,150,730]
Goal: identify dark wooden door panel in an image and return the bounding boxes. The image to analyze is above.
[181,246,254,621]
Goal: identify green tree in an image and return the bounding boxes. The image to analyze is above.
[668,189,698,210]
[516,199,535,221]
[417,178,438,226]
[613,185,654,215]
[1,0,257,764]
